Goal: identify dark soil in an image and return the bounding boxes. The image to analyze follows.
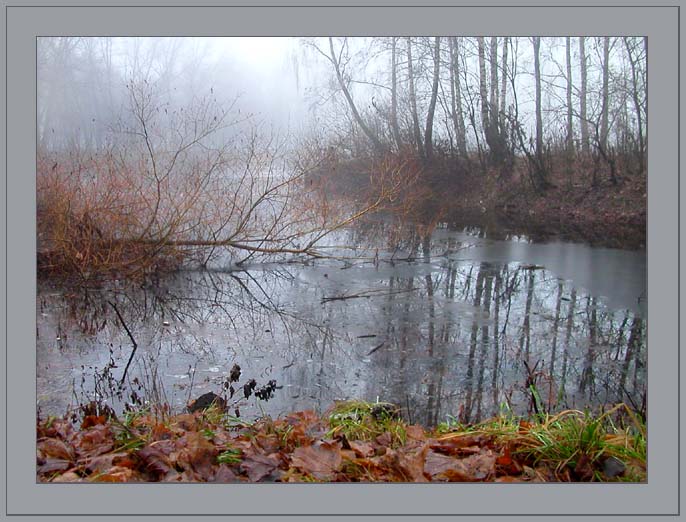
[440,166,646,250]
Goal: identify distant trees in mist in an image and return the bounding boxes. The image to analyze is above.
[304,36,646,189]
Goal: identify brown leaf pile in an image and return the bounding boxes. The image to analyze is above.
[34,409,604,483]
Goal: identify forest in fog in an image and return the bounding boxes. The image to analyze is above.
[37,37,647,280]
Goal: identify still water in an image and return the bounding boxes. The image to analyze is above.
[36,225,646,426]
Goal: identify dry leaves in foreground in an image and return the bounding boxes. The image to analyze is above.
[36,402,646,483]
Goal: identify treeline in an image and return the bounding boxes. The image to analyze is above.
[305,37,647,191]
[36,37,647,280]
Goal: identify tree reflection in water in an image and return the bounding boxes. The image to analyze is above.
[37,226,646,426]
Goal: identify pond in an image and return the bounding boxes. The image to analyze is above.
[36,224,646,426]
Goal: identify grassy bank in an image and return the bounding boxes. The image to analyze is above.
[37,400,646,483]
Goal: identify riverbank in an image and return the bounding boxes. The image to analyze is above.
[310,152,646,252]
[37,400,646,483]
[440,164,646,251]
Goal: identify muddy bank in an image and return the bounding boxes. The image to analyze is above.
[443,176,646,250]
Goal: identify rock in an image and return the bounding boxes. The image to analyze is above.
[187,392,227,413]
[370,403,401,421]
[602,456,626,478]
[229,363,241,383]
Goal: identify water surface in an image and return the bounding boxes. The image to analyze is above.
[37,225,647,426]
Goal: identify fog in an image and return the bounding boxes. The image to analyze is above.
[38,36,645,155]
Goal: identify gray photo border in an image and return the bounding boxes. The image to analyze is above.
[2,1,680,518]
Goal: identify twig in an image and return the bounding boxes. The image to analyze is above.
[107,300,138,387]
[367,342,386,356]
[321,287,416,303]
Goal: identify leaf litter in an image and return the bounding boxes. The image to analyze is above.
[36,401,646,483]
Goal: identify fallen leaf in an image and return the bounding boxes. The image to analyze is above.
[37,438,74,462]
[433,434,492,452]
[240,452,281,482]
[405,425,426,441]
[176,432,217,481]
[38,458,72,475]
[81,415,107,430]
[495,445,522,476]
[518,420,532,433]
[573,454,595,481]
[379,443,429,482]
[73,425,114,459]
[495,475,524,482]
[291,440,342,481]
[93,466,143,482]
[151,423,174,441]
[85,452,136,475]
[39,418,73,440]
[375,432,393,448]
[430,442,482,457]
[51,471,82,483]
[137,441,175,480]
[284,410,326,434]
[349,440,375,458]
[254,433,282,454]
[424,449,496,481]
[212,464,241,483]
[172,414,199,432]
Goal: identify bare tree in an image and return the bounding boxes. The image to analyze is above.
[309,38,385,153]
[389,37,403,152]
[565,37,575,184]
[624,37,646,175]
[533,37,545,173]
[477,37,490,150]
[579,37,590,154]
[600,37,611,151]
[499,37,509,118]
[37,79,414,279]
[407,37,425,159]
[489,37,499,128]
[423,37,441,161]
[449,37,467,157]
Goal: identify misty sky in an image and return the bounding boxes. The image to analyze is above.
[38,36,641,153]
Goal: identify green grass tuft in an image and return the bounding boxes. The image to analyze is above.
[326,399,406,446]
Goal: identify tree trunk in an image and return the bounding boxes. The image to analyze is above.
[407,38,425,159]
[565,37,574,185]
[600,37,610,151]
[527,37,550,191]
[450,37,468,157]
[327,37,385,153]
[499,37,509,118]
[390,37,403,152]
[624,37,645,176]
[477,37,490,146]
[489,37,499,129]
[565,37,574,154]
[424,37,441,162]
[533,37,544,166]
[579,37,589,154]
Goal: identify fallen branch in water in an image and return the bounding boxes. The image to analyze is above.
[321,287,417,303]
[366,342,385,356]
